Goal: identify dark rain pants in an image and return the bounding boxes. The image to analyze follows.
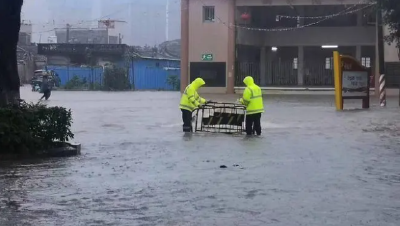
[245,113,261,135]
[181,109,193,132]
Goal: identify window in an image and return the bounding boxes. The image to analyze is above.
[361,57,371,68]
[293,58,298,69]
[325,57,332,69]
[203,6,215,22]
[190,62,226,87]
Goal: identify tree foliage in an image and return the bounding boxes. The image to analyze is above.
[380,0,400,48]
[166,74,180,91]
[103,65,131,91]
[64,75,85,90]
[0,101,74,156]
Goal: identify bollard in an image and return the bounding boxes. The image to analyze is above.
[379,74,386,107]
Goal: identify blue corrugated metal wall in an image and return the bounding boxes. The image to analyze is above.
[132,59,180,90]
[46,58,180,90]
[47,66,104,86]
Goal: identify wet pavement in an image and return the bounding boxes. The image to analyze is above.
[1,86,400,226]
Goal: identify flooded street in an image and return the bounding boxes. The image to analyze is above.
[1,86,400,226]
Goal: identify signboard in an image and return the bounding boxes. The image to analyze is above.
[342,71,368,97]
[333,52,370,110]
[201,54,213,61]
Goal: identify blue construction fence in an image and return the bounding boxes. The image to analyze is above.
[47,58,181,91]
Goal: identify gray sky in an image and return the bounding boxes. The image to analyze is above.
[21,0,181,45]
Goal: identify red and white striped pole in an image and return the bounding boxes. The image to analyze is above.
[379,74,386,107]
[377,4,386,107]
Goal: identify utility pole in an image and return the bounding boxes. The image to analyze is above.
[166,0,169,41]
[377,2,386,107]
[107,26,109,44]
[66,23,70,43]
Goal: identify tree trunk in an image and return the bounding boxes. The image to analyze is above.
[0,0,24,106]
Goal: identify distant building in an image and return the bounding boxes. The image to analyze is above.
[37,43,128,66]
[48,36,57,43]
[18,22,32,46]
[55,28,119,44]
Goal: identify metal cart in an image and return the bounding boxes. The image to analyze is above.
[193,102,246,134]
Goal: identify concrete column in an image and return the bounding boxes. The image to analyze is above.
[260,46,266,86]
[226,0,235,94]
[266,49,273,85]
[356,46,362,61]
[297,7,304,86]
[356,9,363,61]
[180,0,189,93]
[298,46,304,86]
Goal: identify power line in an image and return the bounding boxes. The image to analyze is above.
[276,1,373,19]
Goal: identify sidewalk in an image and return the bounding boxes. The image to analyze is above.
[234,87,400,96]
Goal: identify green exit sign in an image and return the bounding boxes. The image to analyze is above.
[201,54,213,61]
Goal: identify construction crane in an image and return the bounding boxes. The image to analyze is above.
[98,19,126,44]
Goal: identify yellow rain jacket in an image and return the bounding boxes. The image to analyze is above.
[239,76,264,115]
[179,78,206,111]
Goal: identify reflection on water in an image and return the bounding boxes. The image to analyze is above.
[1,87,400,225]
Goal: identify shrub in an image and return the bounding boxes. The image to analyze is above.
[166,74,180,91]
[64,75,103,91]
[0,101,74,156]
[103,65,130,91]
[64,75,83,90]
[90,82,103,91]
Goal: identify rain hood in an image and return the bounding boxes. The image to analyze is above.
[243,76,254,87]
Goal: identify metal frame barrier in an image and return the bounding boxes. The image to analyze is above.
[193,102,246,134]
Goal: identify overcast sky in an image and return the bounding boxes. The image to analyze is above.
[21,0,181,46]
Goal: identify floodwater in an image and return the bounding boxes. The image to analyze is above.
[1,86,400,226]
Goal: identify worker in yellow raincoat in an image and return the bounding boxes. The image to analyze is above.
[179,78,210,132]
[239,76,264,135]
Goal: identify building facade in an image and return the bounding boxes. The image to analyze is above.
[19,22,32,45]
[181,0,399,94]
[55,28,119,44]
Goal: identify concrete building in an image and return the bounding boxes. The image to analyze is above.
[180,0,400,94]
[55,28,119,44]
[19,22,32,45]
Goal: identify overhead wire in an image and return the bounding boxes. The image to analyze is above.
[212,2,376,31]
[26,0,375,42]
[276,0,373,19]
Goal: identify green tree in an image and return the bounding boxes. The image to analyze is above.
[166,74,180,91]
[103,65,130,91]
[64,75,83,90]
[380,0,400,48]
